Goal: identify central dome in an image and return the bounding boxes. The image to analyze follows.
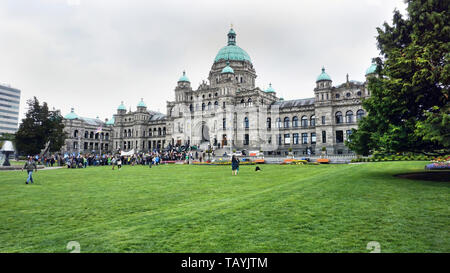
[214,28,252,64]
[215,45,252,63]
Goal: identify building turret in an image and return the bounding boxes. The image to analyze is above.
[314,67,333,102]
[365,63,377,79]
[137,98,147,112]
[316,67,332,89]
[175,71,192,102]
[117,101,126,115]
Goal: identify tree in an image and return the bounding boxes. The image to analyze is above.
[15,97,66,155]
[348,0,449,156]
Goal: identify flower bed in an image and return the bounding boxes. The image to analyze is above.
[425,163,450,170]
[281,159,308,165]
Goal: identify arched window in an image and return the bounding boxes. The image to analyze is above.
[310,115,316,127]
[149,128,152,136]
[335,112,343,124]
[163,127,166,135]
[356,109,365,120]
[335,93,340,99]
[301,116,308,127]
[248,98,252,106]
[267,117,271,129]
[346,110,353,123]
[74,130,78,138]
[244,117,249,129]
[284,117,290,128]
[158,128,162,136]
[292,116,299,128]
[202,103,205,111]
[84,131,88,138]
[276,118,281,128]
[240,99,245,105]
[123,130,127,138]
[208,102,212,110]
[189,104,193,112]
[214,101,219,108]
[90,131,94,139]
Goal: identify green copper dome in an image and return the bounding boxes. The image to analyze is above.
[106,117,115,125]
[265,83,275,93]
[64,108,79,120]
[137,98,146,108]
[316,67,331,82]
[365,63,377,75]
[214,28,252,63]
[117,101,126,111]
[178,71,190,82]
[215,46,252,63]
[221,61,234,74]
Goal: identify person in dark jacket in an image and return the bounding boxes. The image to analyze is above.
[22,157,37,184]
[231,155,240,176]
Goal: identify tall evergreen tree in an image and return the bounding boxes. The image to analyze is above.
[15,97,66,155]
[348,0,449,156]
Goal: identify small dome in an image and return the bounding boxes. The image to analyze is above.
[106,117,115,125]
[137,98,146,108]
[64,108,79,120]
[316,67,332,82]
[178,71,190,82]
[117,101,126,111]
[265,83,275,93]
[221,61,234,74]
[365,63,377,76]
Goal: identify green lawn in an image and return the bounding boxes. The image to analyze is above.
[0,162,448,253]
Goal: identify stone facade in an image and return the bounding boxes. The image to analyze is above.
[62,28,375,156]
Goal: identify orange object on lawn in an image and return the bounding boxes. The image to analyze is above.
[317,158,330,163]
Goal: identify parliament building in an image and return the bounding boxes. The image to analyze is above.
[62,28,377,156]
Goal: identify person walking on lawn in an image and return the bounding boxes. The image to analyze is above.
[231,155,240,176]
[22,157,37,184]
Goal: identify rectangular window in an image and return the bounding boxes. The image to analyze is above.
[336,130,344,143]
[293,133,299,145]
[322,131,326,143]
[311,133,316,144]
[302,133,308,144]
[223,118,226,129]
[322,116,326,125]
[346,130,352,142]
[277,134,282,145]
[244,134,249,145]
[284,134,290,145]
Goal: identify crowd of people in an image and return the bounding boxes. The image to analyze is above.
[21,146,241,184]
[24,146,218,170]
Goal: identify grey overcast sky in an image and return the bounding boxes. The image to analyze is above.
[0,0,407,122]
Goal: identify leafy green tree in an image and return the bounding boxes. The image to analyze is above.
[348,0,449,156]
[15,97,66,155]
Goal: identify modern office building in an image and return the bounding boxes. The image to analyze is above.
[0,83,21,135]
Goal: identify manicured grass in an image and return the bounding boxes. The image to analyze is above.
[0,162,448,253]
